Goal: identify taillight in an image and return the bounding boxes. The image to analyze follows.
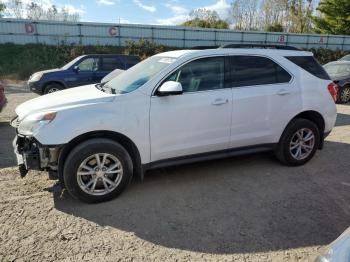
[327,82,338,102]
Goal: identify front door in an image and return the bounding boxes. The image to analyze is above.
[67,57,99,87]
[150,56,232,162]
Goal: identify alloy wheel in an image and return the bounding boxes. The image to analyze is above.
[76,153,123,196]
[289,128,315,160]
[48,88,60,93]
[341,88,350,103]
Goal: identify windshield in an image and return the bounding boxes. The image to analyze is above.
[102,56,176,94]
[61,56,84,70]
[324,63,350,76]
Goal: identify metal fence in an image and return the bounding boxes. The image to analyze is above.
[1,18,350,50]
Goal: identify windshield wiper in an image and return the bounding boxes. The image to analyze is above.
[95,83,106,92]
[101,84,117,94]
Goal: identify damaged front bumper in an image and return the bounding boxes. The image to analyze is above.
[11,119,63,178]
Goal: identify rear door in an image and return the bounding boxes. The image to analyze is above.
[227,55,300,148]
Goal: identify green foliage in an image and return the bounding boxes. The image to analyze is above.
[0,2,5,17]
[265,23,284,32]
[309,47,350,64]
[182,8,229,29]
[313,0,350,35]
[182,18,229,29]
[0,43,124,80]
[124,39,166,60]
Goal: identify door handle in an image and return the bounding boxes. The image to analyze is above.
[212,98,229,105]
[276,89,291,96]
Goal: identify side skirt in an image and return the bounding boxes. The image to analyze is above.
[143,144,276,171]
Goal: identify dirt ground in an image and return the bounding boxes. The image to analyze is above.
[1,85,350,262]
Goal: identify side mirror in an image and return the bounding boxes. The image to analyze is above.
[157,81,183,96]
[73,66,79,73]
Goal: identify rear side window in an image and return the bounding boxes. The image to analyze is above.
[102,57,125,71]
[226,56,292,87]
[285,56,330,80]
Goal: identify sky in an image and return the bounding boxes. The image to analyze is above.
[12,0,232,25]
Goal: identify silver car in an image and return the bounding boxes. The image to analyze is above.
[315,227,350,262]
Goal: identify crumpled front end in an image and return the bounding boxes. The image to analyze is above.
[11,116,62,178]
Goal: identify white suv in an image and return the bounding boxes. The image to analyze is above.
[12,46,337,203]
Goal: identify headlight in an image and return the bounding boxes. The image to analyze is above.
[18,111,57,136]
[30,73,43,82]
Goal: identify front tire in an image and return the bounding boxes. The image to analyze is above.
[63,138,133,203]
[275,119,320,166]
[44,83,64,94]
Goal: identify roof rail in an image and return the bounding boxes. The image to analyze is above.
[220,44,301,51]
[189,45,220,50]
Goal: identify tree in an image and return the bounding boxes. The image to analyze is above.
[4,1,81,22]
[261,0,288,30]
[26,2,44,20]
[287,0,314,33]
[182,8,229,29]
[230,0,260,30]
[6,0,24,18]
[266,23,284,32]
[124,39,165,60]
[0,1,5,17]
[229,0,314,33]
[313,0,350,35]
[46,5,59,21]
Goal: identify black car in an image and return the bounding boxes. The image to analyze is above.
[324,61,350,103]
[28,54,140,95]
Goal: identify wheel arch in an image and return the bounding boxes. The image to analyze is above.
[43,81,67,92]
[283,110,325,149]
[58,130,143,185]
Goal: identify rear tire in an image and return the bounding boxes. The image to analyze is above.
[44,83,64,94]
[63,138,133,203]
[275,119,320,166]
[337,86,350,104]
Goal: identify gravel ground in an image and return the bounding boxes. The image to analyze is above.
[1,85,350,261]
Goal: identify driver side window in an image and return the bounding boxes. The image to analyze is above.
[77,58,99,72]
[165,57,224,93]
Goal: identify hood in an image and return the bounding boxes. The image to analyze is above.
[30,68,62,77]
[29,68,63,81]
[16,85,115,120]
[38,68,62,74]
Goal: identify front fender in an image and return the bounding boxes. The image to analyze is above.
[33,92,150,163]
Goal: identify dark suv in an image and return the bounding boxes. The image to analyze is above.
[28,54,140,95]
